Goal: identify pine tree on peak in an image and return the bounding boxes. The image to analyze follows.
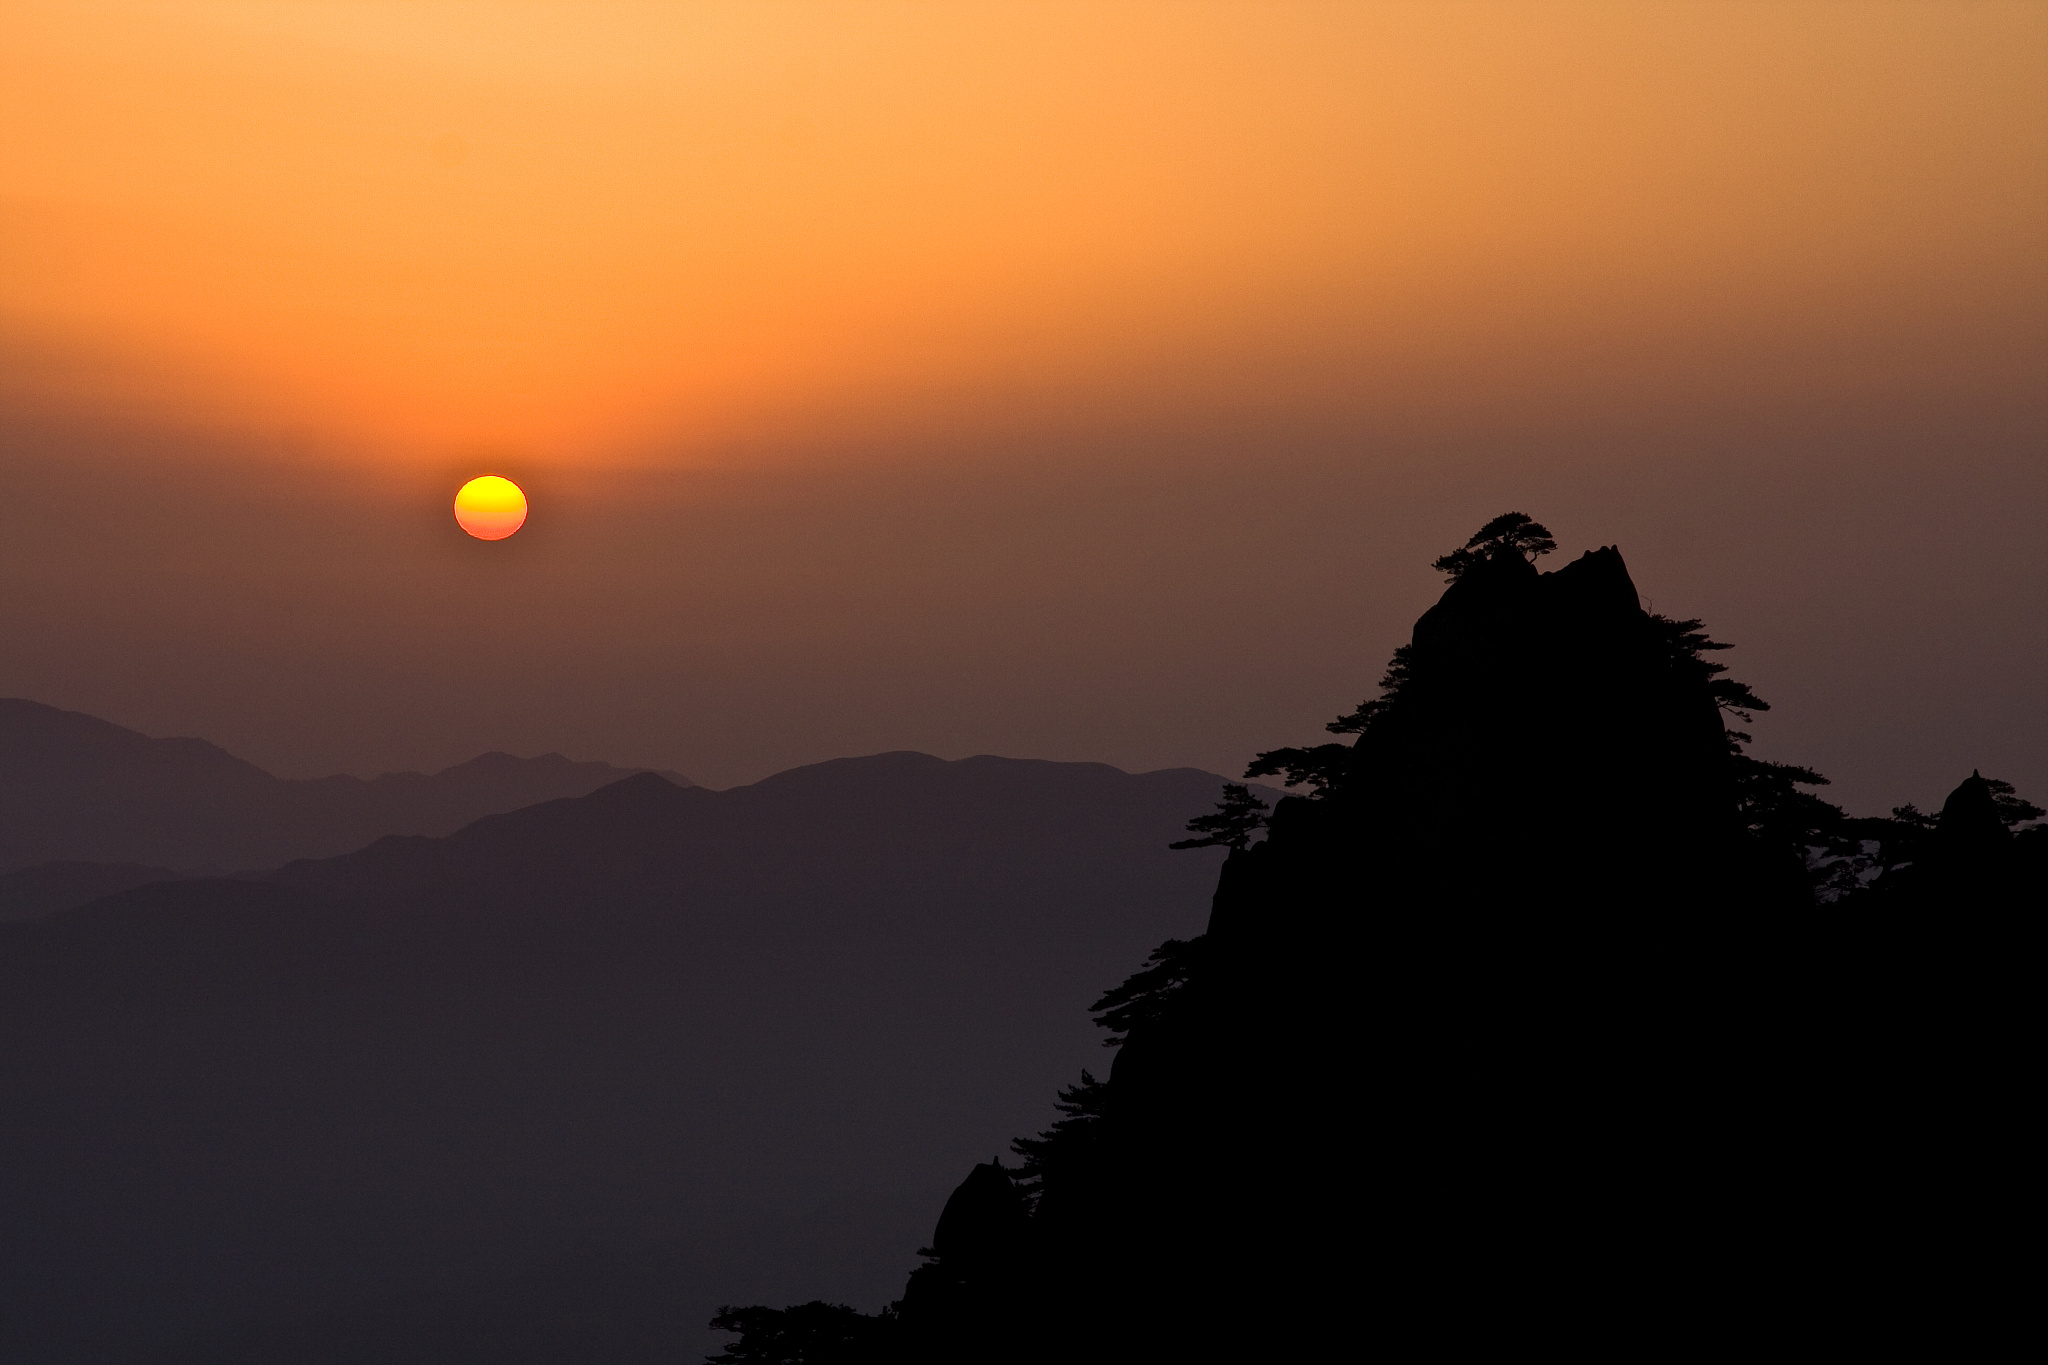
[1430,512,1557,581]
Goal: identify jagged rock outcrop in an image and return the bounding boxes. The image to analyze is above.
[1341,544,1777,909]
[925,538,1819,1358]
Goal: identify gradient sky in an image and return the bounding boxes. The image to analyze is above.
[3,2,2044,813]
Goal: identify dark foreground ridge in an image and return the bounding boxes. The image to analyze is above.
[720,515,2043,1361]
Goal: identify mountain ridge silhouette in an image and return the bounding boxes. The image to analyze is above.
[714,516,2042,1363]
[0,696,696,903]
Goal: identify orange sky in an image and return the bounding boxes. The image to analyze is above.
[2,3,2045,809]
[6,1,2042,462]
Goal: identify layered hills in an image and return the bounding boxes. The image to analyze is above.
[0,697,694,903]
[0,750,1257,1364]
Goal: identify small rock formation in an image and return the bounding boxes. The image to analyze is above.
[895,1160,1033,1363]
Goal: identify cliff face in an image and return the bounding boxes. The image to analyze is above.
[1087,546,1794,1355]
[899,542,1813,1359]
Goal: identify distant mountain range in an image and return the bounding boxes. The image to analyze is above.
[0,744,1256,1363]
[0,697,694,900]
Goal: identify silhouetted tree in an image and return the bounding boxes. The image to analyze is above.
[1642,611,1863,895]
[1244,647,1415,795]
[1010,1071,1108,1208]
[1169,783,1270,851]
[1430,511,1556,580]
[1731,752,1861,897]
[1857,801,1941,882]
[1008,933,1209,1215]
[1242,742,1352,795]
[1089,936,1203,1048]
[1650,613,1768,721]
[1248,515,1559,794]
[1983,775,2046,829]
[705,1301,895,1364]
[2013,806,2048,872]
[1326,644,1417,739]
[1003,928,1224,1219]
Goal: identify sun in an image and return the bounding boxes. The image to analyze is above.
[453,476,528,540]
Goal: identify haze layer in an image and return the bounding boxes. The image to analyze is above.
[2,2,2043,808]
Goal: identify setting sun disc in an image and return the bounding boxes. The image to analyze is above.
[453,476,528,541]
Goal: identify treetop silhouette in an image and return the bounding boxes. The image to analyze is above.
[1429,510,1556,580]
[706,1301,895,1365]
[1168,782,1269,851]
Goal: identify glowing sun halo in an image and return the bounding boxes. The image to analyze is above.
[453,476,528,540]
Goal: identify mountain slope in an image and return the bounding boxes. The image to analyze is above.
[0,752,1249,1364]
[0,860,189,924]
